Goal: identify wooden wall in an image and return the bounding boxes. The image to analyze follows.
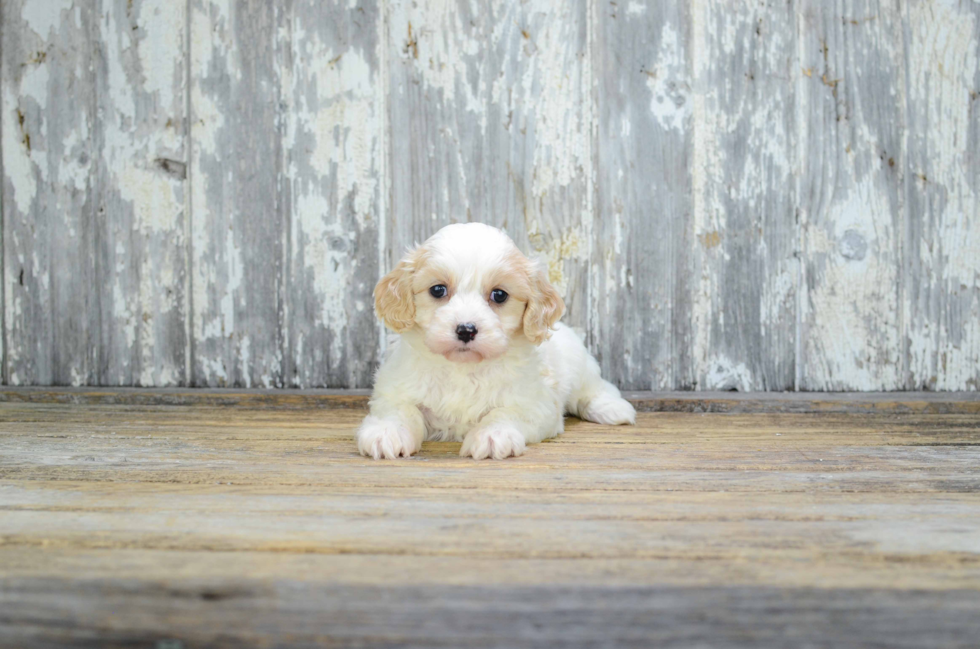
[2,0,978,391]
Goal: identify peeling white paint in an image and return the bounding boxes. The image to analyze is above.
[645,22,690,132]
[4,0,979,391]
[626,2,647,16]
[703,356,753,391]
[905,0,980,389]
[2,89,37,215]
[22,0,72,38]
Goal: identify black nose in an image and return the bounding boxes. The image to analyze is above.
[455,323,478,343]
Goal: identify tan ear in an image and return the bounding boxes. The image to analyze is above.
[375,248,425,332]
[523,260,565,344]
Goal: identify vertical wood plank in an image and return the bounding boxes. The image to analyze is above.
[96,0,188,385]
[386,0,487,251]
[690,0,798,391]
[387,0,592,331]
[190,0,283,387]
[282,0,383,388]
[593,1,694,390]
[799,0,906,390]
[484,0,592,331]
[904,0,980,391]
[2,1,99,385]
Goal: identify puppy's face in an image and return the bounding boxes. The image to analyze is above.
[375,224,565,363]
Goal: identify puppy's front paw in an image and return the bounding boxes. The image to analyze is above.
[460,424,527,460]
[357,416,420,460]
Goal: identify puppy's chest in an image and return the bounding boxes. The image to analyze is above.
[414,370,517,440]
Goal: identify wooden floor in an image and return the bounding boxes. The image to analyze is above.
[1,390,979,648]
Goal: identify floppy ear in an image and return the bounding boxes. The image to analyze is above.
[375,247,424,332]
[523,260,565,344]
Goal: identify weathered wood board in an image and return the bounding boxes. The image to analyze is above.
[2,1,979,390]
[280,0,383,389]
[904,0,980,391]
[799,0,905,390]
[1,398,979,646]
[593,1,694,390]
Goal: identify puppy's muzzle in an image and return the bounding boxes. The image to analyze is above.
[455,323,478,343]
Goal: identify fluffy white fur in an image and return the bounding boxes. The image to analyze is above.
[358,223,635,460]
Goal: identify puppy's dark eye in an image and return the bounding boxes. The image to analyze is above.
[429,284,448,299]
[490,289,508,304]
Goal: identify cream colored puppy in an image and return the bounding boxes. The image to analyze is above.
[357,223,635,460]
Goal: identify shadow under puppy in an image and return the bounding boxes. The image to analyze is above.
[358,223,635,460]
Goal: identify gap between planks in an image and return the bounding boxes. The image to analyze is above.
[0,387,977,413]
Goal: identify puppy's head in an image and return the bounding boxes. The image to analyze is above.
[375,223,564,363]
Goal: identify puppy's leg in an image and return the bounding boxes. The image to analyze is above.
[356,402,425,460]
[460,404,562,460]
[565,346,636,426]
[573,378,636,425]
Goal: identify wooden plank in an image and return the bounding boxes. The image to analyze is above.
[0,402,979,645]
[3,406,980,493]
[1,387,978,413]
[483,0,592,330]
[2,1,100,385]
[2,1,188,387]
[386,0,487,247]
[904,0,980,391]
[386,0,592,330]
[690,0,799,392]
[281,0,383,389]
[799,0,906,390]
[593,2,694,390]
[189,0,283,388]
[95,0,189,386]
[2,579,977,649]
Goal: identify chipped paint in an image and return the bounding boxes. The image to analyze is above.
[3,0,979,391]
[644,22,690,133]
[905,0,980,390]
[22,0,73,38]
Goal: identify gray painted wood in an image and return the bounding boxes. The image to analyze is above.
[5,581,980,648]
[483,0,592,331]
[386,0,487,249]
[799,0,906,390]
[96,0,189,386]
[387,0,592,331]
[281,0,383,389]
[904,0,980,391]
[2,1,102,385]
[2,0,979,390]
[593,1,694,390]
[2,1,188,387]
[690,0,798,391]
[189,0,284,388]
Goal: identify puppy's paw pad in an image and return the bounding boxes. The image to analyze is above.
[582,396,636,426]
[460,425,526,460]
[356,417,420,460]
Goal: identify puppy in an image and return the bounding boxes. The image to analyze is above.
[357,223,635,460]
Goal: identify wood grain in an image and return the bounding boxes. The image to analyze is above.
[1,386,978,413]
[281,0,384,389]
[593,1,694,390]
[386,0,487,247]
[2,1,100,385]
[904,0,980,391]
[484,0,593,330]
[799,0,906,390]
[2,1,980,390]
[189,0,284,388]
[0,399,978,646]
[690,0,799,391]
